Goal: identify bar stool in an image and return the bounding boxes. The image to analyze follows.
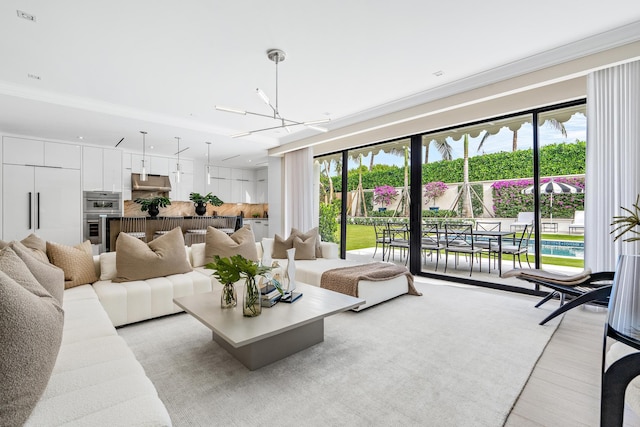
[120,217,147,242]
[153,217,184,240]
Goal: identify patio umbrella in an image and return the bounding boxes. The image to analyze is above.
[521,180,583,221]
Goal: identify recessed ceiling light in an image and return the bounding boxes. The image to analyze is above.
[17,10,36,22]
[77,136,84,140]
[149,145,154,149]
[433,70,444,77]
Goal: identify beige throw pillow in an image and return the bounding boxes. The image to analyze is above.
[113,227,192,282]
[20,234,49,263]
[10,241,65,304]
[293,235,317,260]
[0,248,63,427]
[272,233,295,259]
[205,225,258,263]
[46,240,98,289]
[291,227,322,258]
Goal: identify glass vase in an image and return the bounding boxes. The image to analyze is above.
[220,283,237,309]
[243,276,262,317]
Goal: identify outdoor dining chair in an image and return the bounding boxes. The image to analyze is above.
[443,224,482,276]
[489,224,533,272]
[386,222,410,264]
[422,222,444,271]
[372,220,391,259]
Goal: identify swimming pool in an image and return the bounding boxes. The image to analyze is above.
[528,240,584,258]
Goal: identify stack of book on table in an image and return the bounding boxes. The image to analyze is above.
[260,282,282,307]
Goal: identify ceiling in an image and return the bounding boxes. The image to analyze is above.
[1,1,640,168]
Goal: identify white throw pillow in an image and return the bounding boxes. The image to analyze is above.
[190,243,206,267]
[99,252,117,281]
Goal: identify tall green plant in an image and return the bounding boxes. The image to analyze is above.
[319,201,340,243]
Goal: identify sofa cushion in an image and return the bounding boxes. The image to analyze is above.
[46,240,98,289]
[204,225,258,263]
[0,247,64,427]
[291,227,322,258]
[9,241,65,304]
[113,227,192,283]
[293,235,317,260]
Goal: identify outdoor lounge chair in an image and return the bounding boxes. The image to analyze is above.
[569,210,585,234]
[502,268,615,325]
[510,211,534,232]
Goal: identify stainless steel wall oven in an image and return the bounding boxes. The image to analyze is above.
[83,191,122,253]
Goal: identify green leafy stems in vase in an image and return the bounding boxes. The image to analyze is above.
[205,255,271,316]
[205,256,241,308]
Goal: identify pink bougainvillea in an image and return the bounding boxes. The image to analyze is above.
[373,185,398,207]
[423,181,449,206]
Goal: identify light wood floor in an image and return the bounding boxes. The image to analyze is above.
[505,304,640,427]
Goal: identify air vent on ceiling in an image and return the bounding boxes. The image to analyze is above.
[27,73,41,80]
[17,10,36,22]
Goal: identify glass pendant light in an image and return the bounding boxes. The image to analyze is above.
[140,131,148,181]
[206,141,212,185]
[175,137,181,183]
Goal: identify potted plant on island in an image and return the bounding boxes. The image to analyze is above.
[189,192,224,216]
[373,185,398,212]
[424,181,449,212]
[134,196,171,218]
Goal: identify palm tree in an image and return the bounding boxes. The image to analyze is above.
[476,118,567,153]
[460,134,473,218]
[424,139,453,164]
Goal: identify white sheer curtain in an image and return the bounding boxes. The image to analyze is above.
[585,60,640,271]
[283,147,315,233]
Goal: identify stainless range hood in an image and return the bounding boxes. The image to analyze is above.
[131,174,172,192]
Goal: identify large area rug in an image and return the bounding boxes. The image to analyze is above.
[118,279,561,426]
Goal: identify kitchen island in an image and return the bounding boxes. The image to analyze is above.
[106,215,244,251]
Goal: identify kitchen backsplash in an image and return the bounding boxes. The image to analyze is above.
[123,201,268,218]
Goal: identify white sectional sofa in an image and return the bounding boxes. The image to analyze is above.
[21,244,215,426]
[5,227,414,426]
[257,238,412,311]
[26,284,173,426]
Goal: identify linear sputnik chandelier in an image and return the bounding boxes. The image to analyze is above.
[215,49,330,138]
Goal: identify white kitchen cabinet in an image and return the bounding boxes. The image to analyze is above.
[2,164,81,245]
[150,156,169,175]
[246,219,268,241]
[216,167,231,203]
[256,168,268,203]
[3,137,80,169]
[82,147,123,192]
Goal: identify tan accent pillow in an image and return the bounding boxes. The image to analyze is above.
[9,241,65,304]
[113,227,192,282]
[293,235,317,260]
[205,225,258,263]
[46,240,98,289]
[20,233,49,263]
[291,227,322,258]
[272,233,295,259]
[0,239,7,249]
[0,248,63,427]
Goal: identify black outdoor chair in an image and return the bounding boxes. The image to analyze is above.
[372,221,391,259]
[489,224,533,272]
[443,224,482,276]
[421,222,444,271]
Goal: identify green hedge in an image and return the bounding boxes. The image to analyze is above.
[329,141,585,191]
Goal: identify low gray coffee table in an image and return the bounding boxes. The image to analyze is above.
[173,282,364,370]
